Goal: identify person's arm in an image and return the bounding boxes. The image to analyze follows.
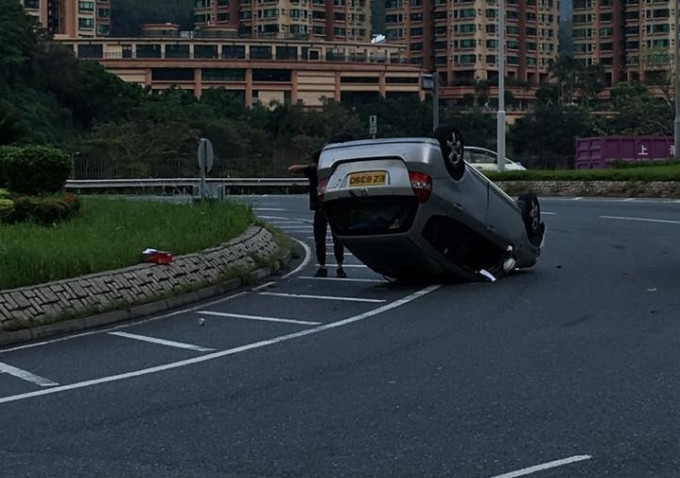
[288,163,316,177]
[288,163,312,173]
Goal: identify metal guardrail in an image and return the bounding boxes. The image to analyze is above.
[65,178,309,191]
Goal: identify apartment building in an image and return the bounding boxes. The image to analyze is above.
[20,0,111,38]
[572,0,676,86]
[192,0,372,42]
[384,0,560,107]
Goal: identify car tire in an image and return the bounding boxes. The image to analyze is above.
[517,193,543,246]
[433,124,465,180]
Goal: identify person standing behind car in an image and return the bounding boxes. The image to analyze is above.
[288,133,355,278]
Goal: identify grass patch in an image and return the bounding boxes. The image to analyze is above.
[484,162,680,182]
[0,197,254,290]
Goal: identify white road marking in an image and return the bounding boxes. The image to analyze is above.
[0,286,440,404]
[108,332,214,352]
[298,276,384,283]
[486,455,592,478]
[252,281,276,292]
[573,197,583,200]
[259,292,385,303]
[623,198,635,202]
[198,311,321,326]
[542,212,556,215]
[254,208,287,211]
[0,361,59,387]
[0,291,251,354]
[257,216,290,220]
[600,215,680,225]
[282,238,312,279]
[324,264,368,268]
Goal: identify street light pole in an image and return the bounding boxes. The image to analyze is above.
[497,0,506,172]
[675,0,680,160]
[433,73,439,129]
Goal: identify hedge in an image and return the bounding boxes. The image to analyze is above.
[2,145,71,195]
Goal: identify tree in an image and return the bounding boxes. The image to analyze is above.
[0,0,39,85]
[547,53,577,105]
[576,63,605,107]
[509,105,597,169]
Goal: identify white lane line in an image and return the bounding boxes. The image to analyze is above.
[257,216,290,220]
[486,455,592,478]
[600,215,680,225]
[198,311,321,326]
[282,238,312,279]
[0,361,59,387]
[254,208,287,211]
[298,276,384,283]
[542,212,556,215]
[324,264,368,268]
[573,197,584,200]
[108,332,214,352]
[259,292,385,303]
[252,281,276,292]
[0,290,250,354]
[0,286,439,404]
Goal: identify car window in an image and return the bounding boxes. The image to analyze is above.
[470,150,496,164]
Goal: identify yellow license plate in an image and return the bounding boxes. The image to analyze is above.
[348,171,387,187]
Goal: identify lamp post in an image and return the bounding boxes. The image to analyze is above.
[675,0,680,160]
[497,0,506,172]
[422,72,439,131]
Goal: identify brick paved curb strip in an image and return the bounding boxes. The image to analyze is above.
[0,225,292,347]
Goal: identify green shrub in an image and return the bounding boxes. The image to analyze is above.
[5,193,80,225]
[0,198,13,222]
[3,145,71,195]
[0,188,10,199]
[0,146,20,189]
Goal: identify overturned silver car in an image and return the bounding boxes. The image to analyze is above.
[317,125,545,281]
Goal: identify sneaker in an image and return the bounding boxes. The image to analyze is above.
[314,267,328,277]
[336,267,347,278]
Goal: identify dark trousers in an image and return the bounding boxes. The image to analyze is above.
[313,209,343,266]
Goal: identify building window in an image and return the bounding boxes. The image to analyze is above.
[195,45,218,58]
[202,68,246,81]
[166,44,191,58]
[250,45,272,59]
[276,46,298,60]
[222,45,246,59]
[151,68,195,82]
[78,18,95,29]
[136,44,162,58]
[77,44,103,58]
[78,1,94,12]
[252,69,292,81]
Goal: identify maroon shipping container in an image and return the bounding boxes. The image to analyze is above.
[575,136,675,169]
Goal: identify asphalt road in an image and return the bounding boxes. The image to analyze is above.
[1,195,680,478]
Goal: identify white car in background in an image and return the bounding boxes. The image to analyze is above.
[464,146,527,171]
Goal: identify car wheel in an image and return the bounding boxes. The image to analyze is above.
[517,193,543,246]
[433,124,465,180]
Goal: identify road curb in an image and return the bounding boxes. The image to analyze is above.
[0,250,294,348]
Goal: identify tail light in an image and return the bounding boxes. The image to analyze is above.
[317,178,329,202]
[409,171,432,203]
